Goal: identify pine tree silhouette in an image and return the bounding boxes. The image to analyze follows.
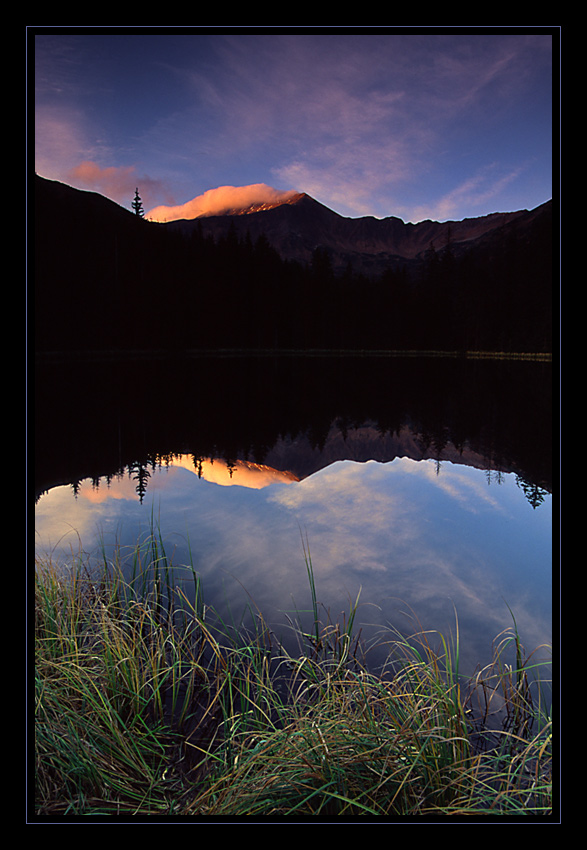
[132,188,144,218]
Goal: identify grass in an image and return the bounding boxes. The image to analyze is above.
[32,532,553,819]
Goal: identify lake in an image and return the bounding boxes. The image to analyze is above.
[33,352,553,679]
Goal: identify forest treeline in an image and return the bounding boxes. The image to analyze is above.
[34,176,552,353]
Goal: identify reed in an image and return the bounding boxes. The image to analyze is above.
[33,534,553,818]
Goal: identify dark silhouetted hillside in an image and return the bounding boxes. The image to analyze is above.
[33,175,553,354]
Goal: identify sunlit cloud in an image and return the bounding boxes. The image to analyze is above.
[146,183,299,222]
[34,104,175,210]
[67,160,139,200]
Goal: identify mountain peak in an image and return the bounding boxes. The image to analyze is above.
[176,191,550,276]
[210,191,308,217]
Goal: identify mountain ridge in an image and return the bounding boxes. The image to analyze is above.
[167,189,550,274]
[33,174,553,354]
[34,173,549,272]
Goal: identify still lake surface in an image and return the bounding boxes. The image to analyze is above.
[34,353,553,678]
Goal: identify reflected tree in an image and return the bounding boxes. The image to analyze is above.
[128,460,151,503]
[516,475,549,509]
[485,469,505,486]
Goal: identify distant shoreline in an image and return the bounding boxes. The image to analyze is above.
[34,348,553,364]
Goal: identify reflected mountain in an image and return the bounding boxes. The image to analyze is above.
[171,455,300,488]
[34,353,552,508]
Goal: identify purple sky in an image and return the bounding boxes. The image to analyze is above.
[32,27,556,223]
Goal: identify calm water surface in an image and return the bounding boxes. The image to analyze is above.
[34,354,553,676]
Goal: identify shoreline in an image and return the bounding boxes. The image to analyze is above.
[34,348,553,364]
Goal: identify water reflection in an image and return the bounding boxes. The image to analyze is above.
[34,354,552,503]
[34,354,553,677]
[35,453,551,678]
[170,456,299,488]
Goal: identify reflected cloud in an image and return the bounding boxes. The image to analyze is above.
[35,455,551,677]
[78,476,138,503]
[35,483,112,559]
[265,457,550,663]
[401,457,507,513]
[270,457,506,526]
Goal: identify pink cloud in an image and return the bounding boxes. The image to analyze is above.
[146,183,298,222]
[67,161,138,200]
[66,161,173,209]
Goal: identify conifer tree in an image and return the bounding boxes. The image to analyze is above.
[132,187,144,218]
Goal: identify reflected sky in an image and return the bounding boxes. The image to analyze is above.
[35,455,552,676]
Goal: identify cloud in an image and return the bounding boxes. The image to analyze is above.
[145,183,298,222]
[274,146,412,219]
[409,164,526,222]
[66,160,173,209]
[270,460,411,542]
[35,105,92,178]
[67,160,138,199]
[400,458,506,513]
[34,33,551,226]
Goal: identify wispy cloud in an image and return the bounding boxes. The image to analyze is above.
[409,164,528,222]
[34,105,92,178]
[33,32,552,221]
[196,34,546,219]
